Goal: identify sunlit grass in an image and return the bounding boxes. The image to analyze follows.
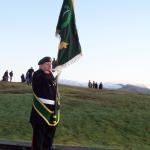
[0,82,150,150]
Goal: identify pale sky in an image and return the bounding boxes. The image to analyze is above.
[0,0,150,87]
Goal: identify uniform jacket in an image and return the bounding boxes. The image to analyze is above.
[30,69,57,125]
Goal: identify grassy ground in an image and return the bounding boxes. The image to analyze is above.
[0,82,150,150]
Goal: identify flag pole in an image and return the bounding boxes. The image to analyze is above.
[54,0,81,121]
[54,73,60,124]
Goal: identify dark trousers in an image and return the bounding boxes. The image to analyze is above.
[31,124,56,150]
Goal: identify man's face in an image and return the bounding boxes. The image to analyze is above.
[41,62,52,72]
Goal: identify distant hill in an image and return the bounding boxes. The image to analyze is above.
[59,79,150,94]
[118,84,150,94]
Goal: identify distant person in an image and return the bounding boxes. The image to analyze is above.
[26,67,34,85]
[52,58,57,69]
[92,81,95,88]
[21,74,26,83]
[88,80,92,88]
[95,82,98,89]
[99,82,103,90]
[26,72,30,85]
[9,71,13,82]
[2,70,9,81]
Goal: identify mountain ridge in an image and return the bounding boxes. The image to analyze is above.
[58,79,150,94]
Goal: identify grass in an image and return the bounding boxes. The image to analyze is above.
[0,82,150,150]
[0,81,32,94]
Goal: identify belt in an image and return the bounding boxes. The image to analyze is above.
[39,98,55,105]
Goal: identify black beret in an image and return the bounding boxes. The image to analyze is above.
[38,57,52,65]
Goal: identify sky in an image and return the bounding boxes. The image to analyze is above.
[0,0,150,87]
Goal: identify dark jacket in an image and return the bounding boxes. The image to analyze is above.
[9,71,13,77]
[30,69,57,125]
[27,68,34,78]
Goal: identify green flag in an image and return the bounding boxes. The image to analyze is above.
[55,0,82,71]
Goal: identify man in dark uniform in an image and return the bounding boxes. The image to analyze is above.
[30,56,60,150]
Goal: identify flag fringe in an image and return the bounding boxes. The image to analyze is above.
[55,52,82,74]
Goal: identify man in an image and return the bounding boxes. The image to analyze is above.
[9,71,13,82]
[95,82,98,89]
[2,70,9,81]
[26,67,34,85]
[92,81,95,88]
[99,82,103,90]
[88,80,92,88]
[30,57,60,150]
[21,74,26,83]
[52,58,57,69]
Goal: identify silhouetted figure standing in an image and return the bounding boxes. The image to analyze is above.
[88,80,92,88]
[26,72,29,85]
[2,70,9,81]
[21,74,26,83]
[99,82,103,90]
[95,82,98,89]
[52,58,57,69]
[92,81,95,88]
[26,67,34,85]
[9,71,13,82]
